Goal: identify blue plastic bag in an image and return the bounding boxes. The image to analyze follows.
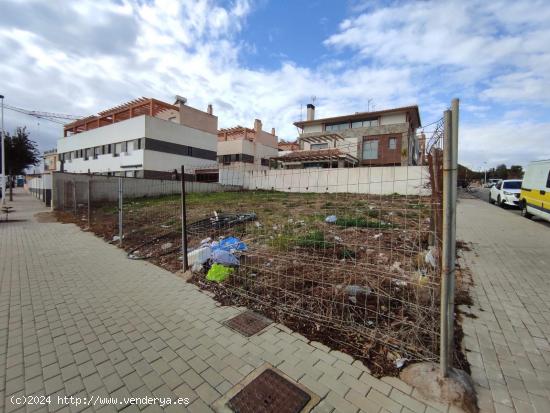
[211,249,240,266]
[212,236,247,252]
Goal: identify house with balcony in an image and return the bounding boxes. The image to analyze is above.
[57,96,218,179]
[279,104,421,169]
[217,119,278,169]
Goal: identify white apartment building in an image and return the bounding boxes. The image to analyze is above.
[57,97,218,179]
[217,119,279,169]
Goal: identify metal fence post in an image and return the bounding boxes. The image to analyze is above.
[181,165,189,271]
[440,100,458,377]
[447,98,459,364]
[72,180,76,215]
[118,177,123,246]
[87,179,91,227]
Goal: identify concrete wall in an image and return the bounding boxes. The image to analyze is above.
[52,172,241,208]
[219,165,429,195]
[58,116,147,153]
[303,124,323,134]
[28,174,52,206]
[380,113,406,125]
[145,116,217,152]
[217,139,279,167]
[177,104,218,134]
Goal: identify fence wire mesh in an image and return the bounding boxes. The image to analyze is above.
[52,122,470,376]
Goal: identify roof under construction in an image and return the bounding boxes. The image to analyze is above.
[63,97,178,137]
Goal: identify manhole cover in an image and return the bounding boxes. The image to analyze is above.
[228,369,311,413]
[224,311,271,337]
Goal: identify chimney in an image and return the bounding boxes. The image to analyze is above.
[254,119,262,133]
[306,103,315,121]
[271,127,276,136]
[175,95,187,106]
[207,104,213,115]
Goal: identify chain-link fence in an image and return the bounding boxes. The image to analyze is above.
[52,101,465,376]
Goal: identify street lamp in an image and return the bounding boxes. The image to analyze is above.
[1,94,5,205]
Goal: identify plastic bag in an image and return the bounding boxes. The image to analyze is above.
[206,264,234,283]
[211,249,240,266]
[212,236,247,252]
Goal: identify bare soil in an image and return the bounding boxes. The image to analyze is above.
[55,190,472,377]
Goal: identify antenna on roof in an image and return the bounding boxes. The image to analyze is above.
[311,95,316,106]
[367,98,373,112]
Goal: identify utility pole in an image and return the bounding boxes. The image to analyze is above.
[1,94,5,205]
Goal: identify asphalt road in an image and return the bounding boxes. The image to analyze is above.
[464,187,550,229]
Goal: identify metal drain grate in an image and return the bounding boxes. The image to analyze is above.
[228,369,311,413]
[224,311,271,337]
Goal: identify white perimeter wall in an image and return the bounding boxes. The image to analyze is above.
[220,165,430,195]
[52,172,241,207]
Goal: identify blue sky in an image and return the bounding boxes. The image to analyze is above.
[1,0,549,171]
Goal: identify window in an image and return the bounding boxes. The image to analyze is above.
[85,148,93,160]
[325,122,349,132]
[352,118,378,128]
[311,143,328,150]
[94,146,101,159]
[389,137,397,150]
[363,139,379,160]
[503,181,522,190]
[261,158,270,167]
[114,143,122,157]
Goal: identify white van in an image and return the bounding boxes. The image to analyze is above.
[519,160,550,223]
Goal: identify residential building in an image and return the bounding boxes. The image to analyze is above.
[43,149,58,172]
[278,140,300,152]
[57,97,218,179]
[282,104,421,169]
[217,119,278,169]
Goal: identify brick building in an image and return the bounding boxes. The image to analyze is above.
[280,104,421,169]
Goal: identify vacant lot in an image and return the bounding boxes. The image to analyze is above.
[57,190,470,376]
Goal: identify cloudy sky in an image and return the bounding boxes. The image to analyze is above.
[1,0,549,170]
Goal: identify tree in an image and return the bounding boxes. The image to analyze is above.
[508,165,524,179]
[1,127,40,201]
[495,164,508,180]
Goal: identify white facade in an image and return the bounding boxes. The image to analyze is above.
[57,115,217,177]
[217,139,278,168]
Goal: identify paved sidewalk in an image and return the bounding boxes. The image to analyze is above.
[457,197,550,413]
[1,190,450,413]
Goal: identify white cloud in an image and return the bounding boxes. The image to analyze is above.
[1,0,548,171]
[324,0,550,104]
[0,0,418,153]
[460,121,550,169]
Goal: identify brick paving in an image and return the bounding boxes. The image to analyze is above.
[1,190,448,413]
[3,189,548,413]
[457,196,550,413]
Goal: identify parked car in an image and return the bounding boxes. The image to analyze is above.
[489,179,522,207]
[519,160,550,222]
[484,178,500,188]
